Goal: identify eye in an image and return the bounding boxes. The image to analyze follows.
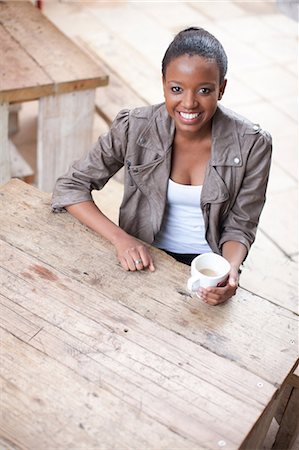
[171,86,182,93]
[198,87,211,95]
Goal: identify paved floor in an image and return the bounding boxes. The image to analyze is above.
[9,1,298,448]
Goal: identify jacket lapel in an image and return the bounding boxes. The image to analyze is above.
[136,104,175,156]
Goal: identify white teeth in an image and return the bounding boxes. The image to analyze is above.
[179,112,200,120]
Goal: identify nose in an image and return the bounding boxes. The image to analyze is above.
[182,90,198,110]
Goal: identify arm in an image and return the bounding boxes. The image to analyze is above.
[52,109,154,271]
[222,240,247,284]
[66,201,155,272]
[219,132,272,252]
[198,132,272,305]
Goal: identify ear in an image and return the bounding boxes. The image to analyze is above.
[218,79,227,100]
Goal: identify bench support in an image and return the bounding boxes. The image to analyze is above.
[0,103,10,185]
[273,368,299,449]
[37,89,95,192]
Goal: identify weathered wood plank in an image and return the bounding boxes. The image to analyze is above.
[259,187,298,257]
[81,31,162,105]
[132,1,208,33]
[37,89,95,192]
[1,328,193,450]
[0,103,10,185]
[241,229,298,314]
[0,295,41,342]
[0,1,108,101]
[0,242,278,449]
[0,25,52,103]
[9,140,33,178]
[75,37,149,125]
[272,386,299,450]
[86,3,171,72]
[188,1,246,20]
[0,180,298,388]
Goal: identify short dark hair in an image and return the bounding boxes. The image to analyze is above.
[162,27,228,83]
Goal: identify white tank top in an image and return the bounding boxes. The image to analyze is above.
[153,178,212,254]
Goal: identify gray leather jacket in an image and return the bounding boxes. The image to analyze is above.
[52,103,272,255]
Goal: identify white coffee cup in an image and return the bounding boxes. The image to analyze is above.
[187,253,231,292]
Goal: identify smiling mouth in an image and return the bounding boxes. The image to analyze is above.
[179,111,201,120]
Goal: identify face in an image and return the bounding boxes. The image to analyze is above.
[163,54,226,137]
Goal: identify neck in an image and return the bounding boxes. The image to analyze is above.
[176,122,212,143]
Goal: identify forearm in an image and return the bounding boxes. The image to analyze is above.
[66,200,155,272]
[66,201,128,246]
[221,240,247,271]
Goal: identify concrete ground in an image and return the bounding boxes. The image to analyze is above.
[9,1,298,447]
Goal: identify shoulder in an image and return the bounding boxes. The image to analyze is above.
[109,103,168,142]
[113,103,166,124]
[129,103,166,119]
[216,104,272,145]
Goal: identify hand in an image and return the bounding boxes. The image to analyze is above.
[114,234,155,272]
[196,267,239,306]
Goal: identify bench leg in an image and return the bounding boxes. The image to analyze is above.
[37,89,95,192]
[272,387,299,450]
[0,103,11,185]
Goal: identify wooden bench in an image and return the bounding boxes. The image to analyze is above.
[75,37,149,127]
[0,1,108,192]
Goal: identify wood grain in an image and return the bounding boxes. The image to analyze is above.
[0,103,10,184]
[0,179,298,449]
[0,180,298,386]
[0,25,52,102]
[75,37,149,125]
[37,89,95,191]
[0,243,276,449]
[0,1,108,102]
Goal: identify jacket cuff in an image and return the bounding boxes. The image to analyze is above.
[219,233,251,255]
[51,193,93,213]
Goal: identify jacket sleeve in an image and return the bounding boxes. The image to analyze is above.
[219,131,272,253]
[51,109,129,212]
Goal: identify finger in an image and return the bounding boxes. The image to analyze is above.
[196,291,221,305]
[148,256,155,272]
[138,246,155,272]
[129,249,144,271]
[125,253,138,271]
[198,286,231,305]
[134,257,144,271]
[119,256,130,271]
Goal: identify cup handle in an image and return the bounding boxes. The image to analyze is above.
[187,275,201,292]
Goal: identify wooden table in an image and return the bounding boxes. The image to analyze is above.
[0,1,108,192]
[0,179,298,450]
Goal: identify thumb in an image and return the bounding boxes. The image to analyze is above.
[228,275,238,287]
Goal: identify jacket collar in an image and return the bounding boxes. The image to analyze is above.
[211,105,243,167]
[136,103,243,167]
[136,104,175,155]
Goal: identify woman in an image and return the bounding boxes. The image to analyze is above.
[52,27,272,305]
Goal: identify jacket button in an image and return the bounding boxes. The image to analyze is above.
[234,157,240,164]
[253,124,260,131]
[139,137,145,144]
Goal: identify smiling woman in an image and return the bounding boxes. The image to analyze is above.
[51,27,272,306]
[163,55,226,138]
